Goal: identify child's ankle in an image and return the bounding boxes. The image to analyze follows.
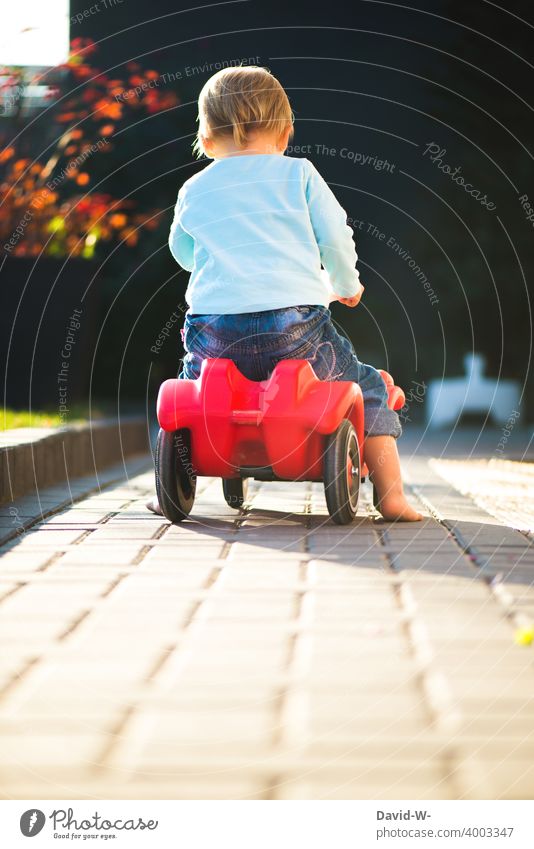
[374,492,422,521]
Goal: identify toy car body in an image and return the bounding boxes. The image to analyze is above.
[155,358,405,524]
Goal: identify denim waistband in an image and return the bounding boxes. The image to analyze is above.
[184,305,330,355]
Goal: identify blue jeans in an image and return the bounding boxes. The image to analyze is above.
[179,305,401,438]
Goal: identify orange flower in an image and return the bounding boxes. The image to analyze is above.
[122,227,138,246]
[145,70,159,80]
[0,146,15,163]
[76,173,90,185]
[65,145,78,155]
[81,89,99,103]
[13,159,30,172]
[71,65,93,80]
[99,124,114,137]
[70,129,84,139]
[159,93,179,109]
[93,98,122,119]
[39,188,57,204]
[109,213,127,228]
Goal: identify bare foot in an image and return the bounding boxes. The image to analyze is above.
[375,494,423,522]
[146,496,163,516]
[365,435,423,522]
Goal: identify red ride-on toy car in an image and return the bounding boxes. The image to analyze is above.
[155,358,405,525]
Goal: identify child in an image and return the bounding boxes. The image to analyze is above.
[149,66,422,521]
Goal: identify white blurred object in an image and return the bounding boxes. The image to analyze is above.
[0,0,69,67]
[426,353,521,429]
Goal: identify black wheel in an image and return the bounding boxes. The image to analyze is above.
[154,428,196,522]
[323,419,360,524]
[222,477,248,509]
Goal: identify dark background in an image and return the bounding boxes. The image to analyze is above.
[4,0,534,421]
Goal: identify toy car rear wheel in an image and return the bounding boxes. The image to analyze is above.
[222,477,248,509]
[155,428,196,522]
[323,419,360,524]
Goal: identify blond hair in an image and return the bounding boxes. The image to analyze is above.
[194,66,294,157]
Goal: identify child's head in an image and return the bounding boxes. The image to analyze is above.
[194,66,294,158]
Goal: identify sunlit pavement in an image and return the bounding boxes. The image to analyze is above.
[0,429,533,800]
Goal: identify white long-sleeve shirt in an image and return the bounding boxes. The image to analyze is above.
[169,153,361,314]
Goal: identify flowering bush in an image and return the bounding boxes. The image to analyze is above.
[0,38,178,258]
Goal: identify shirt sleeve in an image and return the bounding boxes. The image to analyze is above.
[303,160,361,297]
[168,189,195,271]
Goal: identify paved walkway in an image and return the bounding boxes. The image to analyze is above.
[0,441,533,800]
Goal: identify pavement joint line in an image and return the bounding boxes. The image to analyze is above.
[215,491,317,798]
[126,519,173,566]
[35,551,66,574]
[262,774,285,801]
[72,530,95,545]
[98,511,120,525]
[0,656,40,701]
[18,511,139,575]
[0,457,152,547]
[218,541,233,559]
[306,481,314,506]
[130,546,153,566]
[374,521,467,797]
[144,645,177,685]
[408,481,534,645]
[92,704,137,774]
[58,609,92,641]
[0,581,26,603]
[100,573,128,599]
[98,554,233,773]
[151,523,169,540]
[216,487,256,559]
[376,527,437,728]
[275,559,314,757]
